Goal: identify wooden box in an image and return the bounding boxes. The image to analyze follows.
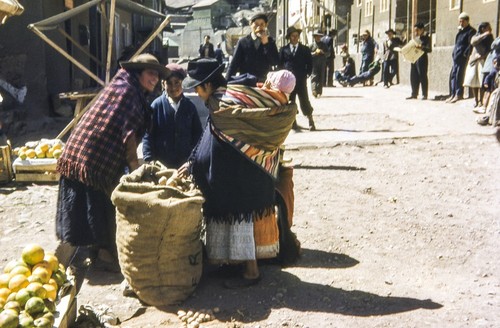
[54,283,77,328]
[12,158,60,182]
[0,145,13,183]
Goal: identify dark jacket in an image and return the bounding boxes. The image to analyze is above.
[361,37,377,62]
[226,34,279,82]
[383,37,402,61]
[199,42,215,58]
[142,93,203,168]
[452,25,476,62]
[279,43,313,81]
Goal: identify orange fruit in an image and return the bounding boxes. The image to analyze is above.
[8,274,29,292]
[3,259,28,274]
[32,261,52,278]
[21,244,45,266]
[26,282,46,299]
[43,254,59,273]
[0,287,11,300]
[0,273,11,288]
[9,266,31,278]
[42,284,57,301]
[31,267,50,284]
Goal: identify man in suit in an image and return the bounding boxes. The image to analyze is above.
[199,35,215,58]
[382,28,402,88]
[447,12,476,103]
[322,29,336,87]
[279,26,315,131]
[226,12,279,83]
[407,22,432,100]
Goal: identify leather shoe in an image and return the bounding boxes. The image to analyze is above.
[406,96,417,100]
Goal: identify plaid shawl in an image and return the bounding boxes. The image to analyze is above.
[57,69,150,194]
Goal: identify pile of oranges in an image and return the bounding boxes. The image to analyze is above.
[0,244,68,328]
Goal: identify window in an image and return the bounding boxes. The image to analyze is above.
[449,0,459,10]
[365,0,373,17]
[357,0,362,6]
[380,0,389,12]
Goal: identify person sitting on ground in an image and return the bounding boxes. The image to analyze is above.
[142,63,203,169]
[335,57,356,86]
[477,55,500,126]
[345,59,381,87]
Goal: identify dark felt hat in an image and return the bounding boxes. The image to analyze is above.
[286,26,302,38]
[182,58,225,89]
[120,53,170,79]
[385,28,396,34]
[250,12,268,23]
[414,22,424,29]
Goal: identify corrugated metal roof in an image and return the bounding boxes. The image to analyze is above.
[192,0,220,8]
[164,0,197,9]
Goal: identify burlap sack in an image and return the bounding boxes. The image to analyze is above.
[111,164,204,306]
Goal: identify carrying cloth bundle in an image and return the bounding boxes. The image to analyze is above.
[210,86,298,152]
[111,164,204,306]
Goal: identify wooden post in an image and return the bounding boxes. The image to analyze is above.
[58,28,103,67]
[28,26,105,86]
[357,9,361,53]
[132,16,171,58]
[56,93,100,140]
[412,0,418,31]
[105,0,116,84]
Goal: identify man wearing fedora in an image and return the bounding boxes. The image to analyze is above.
[382,28,402,88]
[226,12,279,83]
[407,22,432,100]
[309,29,328,100]
[279,26,315,131]
[322,28,337,87]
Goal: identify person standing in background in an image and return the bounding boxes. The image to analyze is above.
[214,43,225,65]
[309,30,328,98]
[447,12,476,103]
[407,23,431,100]
[382,28,402,88]
[322,29,336,87]
[279,26,316,131]
[199,35,215,59]
[226,12,279,83]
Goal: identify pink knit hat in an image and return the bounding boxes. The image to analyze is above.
[266,70,296,94]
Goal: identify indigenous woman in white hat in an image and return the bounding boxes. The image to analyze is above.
[55,53,170,270]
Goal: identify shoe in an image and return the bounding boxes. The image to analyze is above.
[406,96,417,100]
[223,275,261,289]
[383,85,389,89]
[476,116,490,126]
[473,106,486,114]
[421,96,427,100]
[307,115,316,131]
[312,91,317,98]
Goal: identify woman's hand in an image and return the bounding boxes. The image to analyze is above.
[177,162,190,178]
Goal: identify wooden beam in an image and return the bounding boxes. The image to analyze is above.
[29,26,105,86]
[132,16,171,57]
[57,28,103,67]
[105,0,116,84]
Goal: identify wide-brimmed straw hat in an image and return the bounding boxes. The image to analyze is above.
[120,53,170,79]
[182,58,225,89]
[286,26,302,38]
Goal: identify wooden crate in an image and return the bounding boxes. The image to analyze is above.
[54,283,77,328]
[0,145,13,183]
[13,158,60,182]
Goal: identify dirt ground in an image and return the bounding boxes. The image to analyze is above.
[1,86,499,327]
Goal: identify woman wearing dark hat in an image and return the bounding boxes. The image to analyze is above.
[226,12,279,83]
[407,22,431,100]
[55,53,169,270]
[279,26,315,131]
[180,58,297,288]
[382,28,402,88]
[142,63,203,169]
[309,29,328,101]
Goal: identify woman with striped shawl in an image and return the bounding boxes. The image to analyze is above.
[180,58,297,288]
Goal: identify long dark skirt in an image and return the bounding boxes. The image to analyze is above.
[56,176,116,249]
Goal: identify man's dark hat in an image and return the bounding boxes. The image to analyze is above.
[250,12,268,23]
[385,28,396,34]
[414,22,425,29]
[313,29,324,36]
[120,53,170,79]
[182,58,225,89]
[286,26,302,38]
